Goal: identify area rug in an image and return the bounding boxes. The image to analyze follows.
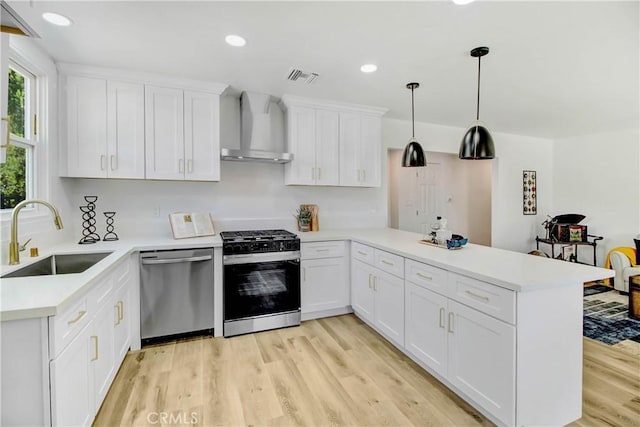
[583,285,640,345]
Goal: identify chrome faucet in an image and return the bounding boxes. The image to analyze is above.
[9,199,64,265]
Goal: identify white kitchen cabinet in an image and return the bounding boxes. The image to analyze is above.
[64,76,144,179]
[404,262,516,427]
[351,244,405,349]
[283,105,339,186]
[65,76,108,178]
[300,241,349,320]
[106,81,145,179]
[49,323,93,427]
[339,112,382,187]
[113,280,131,365]
[145,86,220,181]
[281,95,386,187]
[447,300,515,426]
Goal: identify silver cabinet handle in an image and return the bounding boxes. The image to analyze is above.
[100,155,106,171]
[315,249,330,252]
[115,303,121,325]
[119,301,124,322]
[187,159,193,173]
[381,259,394,267]
[448,312,454,333]
[439,308,445,328]
[357,250,367,256]
[465,290,490,302]
[179,159,184,173]
[416,272,432,280]
[91,335,99,361]
[110,155,116,171]
[368,273,372,289]
[141,255,212,265]
[303,267,306,282]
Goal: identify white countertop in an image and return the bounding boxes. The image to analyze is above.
[1,228,613,322]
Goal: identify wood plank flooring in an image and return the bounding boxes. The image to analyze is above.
[94,315,640,427]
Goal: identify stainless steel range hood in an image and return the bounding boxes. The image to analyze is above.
[221,91,293,163]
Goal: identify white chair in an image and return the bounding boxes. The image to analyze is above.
[609,251,640,292]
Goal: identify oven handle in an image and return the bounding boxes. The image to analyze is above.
[141,255,212,265]
[223,251,301,265]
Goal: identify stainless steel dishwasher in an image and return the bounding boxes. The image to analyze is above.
[140,248,214,345]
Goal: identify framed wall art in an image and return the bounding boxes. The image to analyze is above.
[523,170,537,215]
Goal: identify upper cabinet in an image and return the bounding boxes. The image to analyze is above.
[59,64,226,181]
[281,95,386,188]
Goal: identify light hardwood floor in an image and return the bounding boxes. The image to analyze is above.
[94,315,640,427]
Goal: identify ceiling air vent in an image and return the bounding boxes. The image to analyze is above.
[287,68,319,84]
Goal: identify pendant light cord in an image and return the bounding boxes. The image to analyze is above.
[476,56,481,121]
[411,86,416,138]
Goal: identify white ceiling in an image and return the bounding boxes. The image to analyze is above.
[29,0,640,139]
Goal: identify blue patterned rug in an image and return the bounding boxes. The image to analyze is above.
[583,286,640,345]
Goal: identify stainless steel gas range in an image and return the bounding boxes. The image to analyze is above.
[220,229,301,337]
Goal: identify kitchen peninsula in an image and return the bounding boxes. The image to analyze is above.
[1,227,612,427]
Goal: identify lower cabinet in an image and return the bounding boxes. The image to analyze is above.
[300,241,349,320]
[405,280,516,426]
[49,258,132,427]
[351,258,404,348]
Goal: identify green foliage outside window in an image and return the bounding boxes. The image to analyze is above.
[1,68,28,209]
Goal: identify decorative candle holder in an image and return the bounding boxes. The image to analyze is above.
[103,211,119,241]
[79,196,101,244]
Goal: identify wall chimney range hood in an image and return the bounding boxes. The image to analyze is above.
[221,91,293,163]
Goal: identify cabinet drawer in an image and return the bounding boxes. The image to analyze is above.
[301,241,346,259]
[405,259,447,295]
[49,296,90,358]
[448,273,516,324]
[374,249,404,278]
[352,242,374,265]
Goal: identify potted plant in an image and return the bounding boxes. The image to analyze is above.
[295,206,313,232]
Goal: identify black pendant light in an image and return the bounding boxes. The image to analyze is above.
[459,46,495,160]
[402,82,426,167]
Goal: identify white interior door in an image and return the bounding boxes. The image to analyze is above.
[398,163,442,234]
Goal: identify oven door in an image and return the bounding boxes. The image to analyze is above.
[223,252,301,321]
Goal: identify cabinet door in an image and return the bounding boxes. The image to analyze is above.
[285,106,316,185]
[315,109,339,186]
[351,259,375,324]
[405,282,448,377]
[301,257,348,314]
[373,269,405,348]
[144,85,184,180]
[106,81,145,179]
[359,114,381,187]
[184,91,220,181]
[338,111,361,186]
[114,281,131,365]
[91,302,115,410]
[50,324,93,427]
[447,300,516,426]
[66,76,107,178]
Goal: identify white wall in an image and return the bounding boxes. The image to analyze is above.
[65,160,387,240]
[553,128,640,266]
[382,118,553,253]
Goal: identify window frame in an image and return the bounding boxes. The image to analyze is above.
[0,44,50,221]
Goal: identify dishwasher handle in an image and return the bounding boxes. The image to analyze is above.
[141,255,212,265]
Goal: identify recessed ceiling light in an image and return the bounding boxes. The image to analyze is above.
[42,12,72,26]
[452,0,475,5]
[360,64,378,73]
[225,35,246,47]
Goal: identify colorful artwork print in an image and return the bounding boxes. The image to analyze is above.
[523,170,537,215]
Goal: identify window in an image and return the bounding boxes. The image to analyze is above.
[1,61,36,210]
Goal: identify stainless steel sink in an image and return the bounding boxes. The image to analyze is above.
[1,252,113,278]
